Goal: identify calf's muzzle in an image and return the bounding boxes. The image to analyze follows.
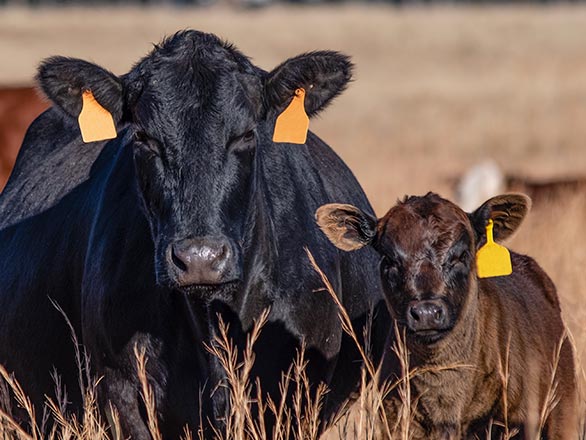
[407,299,448,333]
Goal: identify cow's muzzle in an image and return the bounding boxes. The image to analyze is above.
[167,236,240,287]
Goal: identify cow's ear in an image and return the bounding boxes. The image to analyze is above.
[469,193,531,244]
[315,203,377,251]
[36,56,124,122]
[265,51,353,118]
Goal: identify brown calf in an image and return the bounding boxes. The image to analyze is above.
[316,193,577,439]
[0,86,49,192]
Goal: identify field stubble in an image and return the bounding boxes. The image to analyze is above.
[0,3,585,438]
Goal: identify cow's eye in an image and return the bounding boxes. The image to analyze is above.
[242,130,255,143]
[133,131,161,157]
[228,129,256,153]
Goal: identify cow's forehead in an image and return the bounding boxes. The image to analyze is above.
[129,31,262,124]
[377,194,471,258]
[139,30,256,77]
[128,31,263,145]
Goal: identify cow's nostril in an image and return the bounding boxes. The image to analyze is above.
[171,246,188,272]
[435,309,443,321]
[216,245,227,261]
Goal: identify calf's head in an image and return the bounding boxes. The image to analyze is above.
[37,30,352,291]
[316,193,530,343]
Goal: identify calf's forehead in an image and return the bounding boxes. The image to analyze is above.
[377,196,472,257]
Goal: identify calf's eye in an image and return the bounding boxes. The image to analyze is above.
[381,257,400,280]
[449,250,470,269]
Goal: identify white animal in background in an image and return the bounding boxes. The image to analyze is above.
[455,160,585,210]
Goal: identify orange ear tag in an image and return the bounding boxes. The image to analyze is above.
[476,219,512,278]
[272,88,309,144]
[78,90,117,143]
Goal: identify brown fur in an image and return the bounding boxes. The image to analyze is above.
[0,86,49,192]
[316,193,578,439]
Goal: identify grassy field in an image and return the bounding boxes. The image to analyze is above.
[1,4,585,438]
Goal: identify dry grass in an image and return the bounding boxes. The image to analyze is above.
[0,250,579,439]
[0,3,585,439]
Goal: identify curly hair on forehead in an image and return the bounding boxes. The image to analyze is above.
[393,193,471,256]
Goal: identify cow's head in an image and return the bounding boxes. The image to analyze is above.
[37,30,352,291]
[316,193,530,344]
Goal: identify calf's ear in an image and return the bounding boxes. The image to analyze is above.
[315,203,377,251]
[265,51,353,118]
[469,193,532,244]
[36,56,124,122]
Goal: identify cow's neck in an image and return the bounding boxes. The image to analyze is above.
[228,150,277,326]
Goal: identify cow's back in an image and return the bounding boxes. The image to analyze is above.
[0,87,49,192]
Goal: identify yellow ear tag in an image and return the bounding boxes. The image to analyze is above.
[78,90,117,143]
[476,219,512,278]
[272,88,309,144]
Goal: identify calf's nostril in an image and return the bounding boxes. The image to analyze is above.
[410,307,420,321]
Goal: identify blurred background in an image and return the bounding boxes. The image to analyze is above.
[1,1,585,434]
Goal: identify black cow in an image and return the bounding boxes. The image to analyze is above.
[0,31,387,438]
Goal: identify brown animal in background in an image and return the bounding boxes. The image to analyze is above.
[316,193,577,439]
[0,86,49,192]
[506,175,586,206]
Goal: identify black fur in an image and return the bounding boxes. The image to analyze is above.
[265,50,353,118]
[37,56,124,121]
[0,30,386,439]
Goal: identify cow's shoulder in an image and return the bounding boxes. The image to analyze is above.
[305,132,374,214]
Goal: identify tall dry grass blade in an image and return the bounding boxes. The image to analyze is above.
[49,299,112,440]
[497,334,512,440]
[0,405,35,440]
[49,300,90,399]
[266,364,293,440]
[45,396,79,439]
[183,424,194,440]
[495,334,519,440]
[134,344,163,440]
[535,331,566,438]
[0,364,41,440]
[306,247,397,438]
[292,344,306,440]
[289,342,329,440]
[107,402,122,440]
[253,377,267,440]
[205,308,270,440]
[392,324,412,440]
[305,248,377,381]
